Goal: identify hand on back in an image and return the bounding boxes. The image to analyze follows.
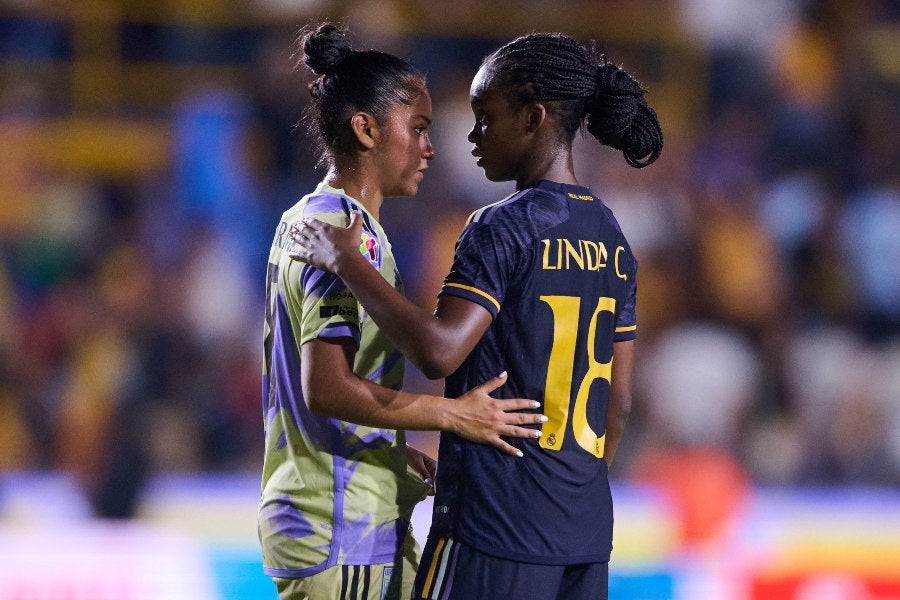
[450,372,546,457]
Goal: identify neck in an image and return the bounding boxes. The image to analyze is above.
[324,163,384,220]
[516,142,578,190]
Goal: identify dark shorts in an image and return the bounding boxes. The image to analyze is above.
[413,536,609,600]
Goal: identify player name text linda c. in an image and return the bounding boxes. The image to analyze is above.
[541,238,628,279]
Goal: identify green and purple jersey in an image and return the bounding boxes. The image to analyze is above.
[259,182,430,578]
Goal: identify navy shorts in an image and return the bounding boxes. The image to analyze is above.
[413,536,609,600]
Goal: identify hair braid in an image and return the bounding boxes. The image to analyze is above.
[587,60,663,168]
[489,36,595,103]
[484,33,663,168]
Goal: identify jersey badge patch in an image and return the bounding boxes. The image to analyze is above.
[358,231,381,266]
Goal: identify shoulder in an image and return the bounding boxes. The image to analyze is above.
[465,187,567,239]
[299,190,355,227]
[594,199,627,239]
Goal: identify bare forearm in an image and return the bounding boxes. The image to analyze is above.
[302,339,545,456]
[310,374,454,431]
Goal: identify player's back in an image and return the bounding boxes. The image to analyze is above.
[438,179,638,564]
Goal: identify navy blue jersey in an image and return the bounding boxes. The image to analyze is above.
[432,179,637,564]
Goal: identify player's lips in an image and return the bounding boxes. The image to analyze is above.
[471,148,484,165]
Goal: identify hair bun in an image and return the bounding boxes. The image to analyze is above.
[595,63,645,98]
[302,24,352,76]
[587,62,663,168]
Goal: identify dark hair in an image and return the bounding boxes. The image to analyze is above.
[482,33,663,168]
[297,23,426,167]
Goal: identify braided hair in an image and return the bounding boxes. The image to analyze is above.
[482,33,663,168]
[297,23,426,167]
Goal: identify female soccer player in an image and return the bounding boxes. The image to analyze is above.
[260,24,545,600]
[290,32,663,599]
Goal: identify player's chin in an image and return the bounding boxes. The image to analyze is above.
[476,160,508,182]
[482,167,509,182]
[397,172,424,196]
[394,182,420,197]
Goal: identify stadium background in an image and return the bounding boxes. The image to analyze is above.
[0,0,898,598]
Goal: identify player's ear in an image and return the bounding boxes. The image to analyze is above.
[350,111,379,150]
[523,102,546,134]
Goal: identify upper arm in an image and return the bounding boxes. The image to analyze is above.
[424,295,493,378]
[424,218,518,377]
[301,336,357,414]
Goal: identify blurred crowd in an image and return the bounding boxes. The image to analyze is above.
[0,0,897,518]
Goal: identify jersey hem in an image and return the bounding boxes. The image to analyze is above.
[263,563,330,579]
[263,550,399,579]
[457,534,611,565]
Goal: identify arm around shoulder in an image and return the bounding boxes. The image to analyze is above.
[290,215,492,378]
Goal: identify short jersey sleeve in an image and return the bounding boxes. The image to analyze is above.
[613,248,638,342]
[282,198,363,349]
[297,265,361,348]
[438,219,520,318]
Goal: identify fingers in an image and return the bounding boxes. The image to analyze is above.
[288,222,313,258]
[290,218,317,239]
[289,211,359,242]
[413,463,431,481]
[348,210,364,234]
[503,398,543,413]
[494,401,546,454]
[424,458,437,480]
[422,458,436,490]
[287,216,337,265]
[288,212,362,263]
[289,216,330,246]
[475,371,509,395]
[505,410,547,429]
[288,243,309,263]
[503,422,543,441]
[491,422,549,457]
[462,372,549,457]
[288,251,306,263]
[473,375,541,415]
[406,444,438,484]
[491,438,525,458]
